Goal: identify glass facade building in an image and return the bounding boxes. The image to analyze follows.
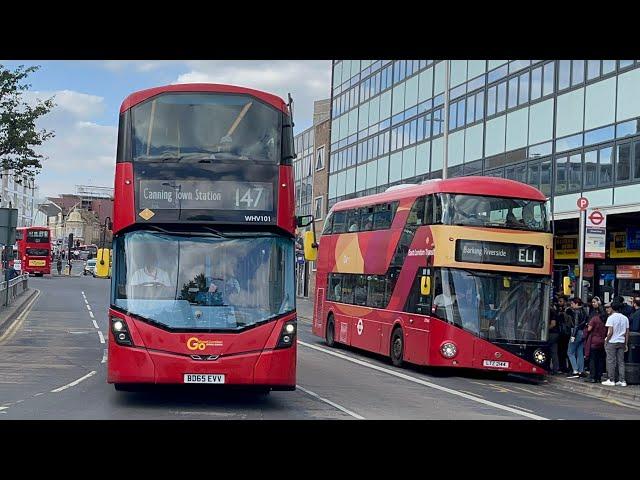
[328,60,640,217]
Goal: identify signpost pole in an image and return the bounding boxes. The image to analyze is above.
[578,209,586,301]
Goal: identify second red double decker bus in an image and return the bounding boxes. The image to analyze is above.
[108,84,297,392]
[306,177,553,376]
[16,226,51,276]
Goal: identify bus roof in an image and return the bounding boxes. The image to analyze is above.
[331,176,547,212]
[120,83,289,114]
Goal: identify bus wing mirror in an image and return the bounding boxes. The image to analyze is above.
[296,215,314,228]
[420,276,431,296]
[303,231,318,262]
[563,276,572,296]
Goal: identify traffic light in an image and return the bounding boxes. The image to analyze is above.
[68,233,74,246]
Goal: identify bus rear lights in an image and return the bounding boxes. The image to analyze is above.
[111,317,133,347]
[440,342,457,359]
[533,349,546,365]
[276,320,297,349]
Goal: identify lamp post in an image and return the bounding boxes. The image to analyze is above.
[442,59,451,180]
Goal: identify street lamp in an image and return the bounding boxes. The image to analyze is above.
[442,59,451,180]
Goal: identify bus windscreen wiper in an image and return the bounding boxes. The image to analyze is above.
[137,152,219,163]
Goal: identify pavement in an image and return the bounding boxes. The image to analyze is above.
[2,278,640,419]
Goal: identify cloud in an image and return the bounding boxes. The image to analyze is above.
[26,90,116,198]
[24,89,105,118]
[174,61,331,133]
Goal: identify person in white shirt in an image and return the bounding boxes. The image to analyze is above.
[601,302,630,387]
[129,251,172,288]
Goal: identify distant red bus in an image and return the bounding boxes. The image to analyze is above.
[108,83,297,392]
[309,177,553,376]
[16,226,51,276]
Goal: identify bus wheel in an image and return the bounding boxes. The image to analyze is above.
[114,383,137,392]
[326,315,336,347]
[390,327,404,367]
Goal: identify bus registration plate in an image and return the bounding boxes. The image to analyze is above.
[29,260,46,267]
[482,360,509,369]
[183,374,225,384]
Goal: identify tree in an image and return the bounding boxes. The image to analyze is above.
[0,64,55,181]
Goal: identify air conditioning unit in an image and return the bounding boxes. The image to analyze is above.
[385,184,417,192]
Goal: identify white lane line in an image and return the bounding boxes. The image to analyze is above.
[83,298,89,305]
[296,385,365,419]
[299,340,548,420]
[508,404,534,413]
[33,393,44,397]
[81,291,85,297]
[101,349,107,364]
[51,371,97,393]
[89,311,95,319]
[0,289,41,344]
[92,320,99,329]
[97,331,105,344]
[0,406,8,411]
[86,304,91,311]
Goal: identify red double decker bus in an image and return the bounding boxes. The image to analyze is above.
[16,226,51,276]
[108,84,297,392]
[307,177,553,376]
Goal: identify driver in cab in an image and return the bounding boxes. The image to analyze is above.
[130,250,172,287]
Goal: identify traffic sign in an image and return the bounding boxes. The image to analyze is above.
[586,208,607,229]
[577,197,589,211]
[588,210,604,226]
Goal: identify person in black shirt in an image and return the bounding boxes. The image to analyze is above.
[555,295,571,373]
[630,297,640,332]
[548,307,560,374]
[567,297,588,378]
[613,295,634,317]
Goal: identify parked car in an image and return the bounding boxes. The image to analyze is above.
[83,258,97,276]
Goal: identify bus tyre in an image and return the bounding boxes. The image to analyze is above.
[390,328,404,367]
[114,383,136,392]
[326,315,336,347]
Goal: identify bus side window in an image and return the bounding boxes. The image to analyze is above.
[332,211,347,233]
[328,273,342,302]
[373,203,393,230]
[366,275,386,308]
[346,209,360,232]
[359,207,374,231]
[354,275,368,305]
[322,211,334,235]
[407,197,425,226]
[424,195,434,224]
[341,274,355,304]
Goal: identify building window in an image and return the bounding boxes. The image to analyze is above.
[316,146,325,171]
[314,196,324,220]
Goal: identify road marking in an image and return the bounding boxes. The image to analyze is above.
[98,331,105,344]
[51,371,97,393]
[86,304,91,311]
[92,320,99,329]
[510,385,549,397]
[84,298,89,305]
[0,406,8,411]
[102,349,107,364]
[0,290,41,344]
[460,390,485,398]
[298,341,548,420]
[296,385,365,419]
[508,404,534,413]
[33,393,44,397]
[89,311,95,319]
[81,291,85,296]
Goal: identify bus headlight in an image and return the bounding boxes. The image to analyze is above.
[440,342,458,359]
[111,316,134,347]
[533,349,546,365]
[276,320,297,349]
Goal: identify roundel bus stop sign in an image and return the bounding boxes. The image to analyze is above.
[577,197,589,211]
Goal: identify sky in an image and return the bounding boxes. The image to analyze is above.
[1,60,332,199]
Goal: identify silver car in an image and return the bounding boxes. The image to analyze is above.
[83,258,97,276]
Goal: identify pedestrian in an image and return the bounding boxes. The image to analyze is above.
[613,295,633,317]
[584,307,607,383]
[589,296,605,319]
[567,297,588,378]
[601,302,630,387]
[548,307,560,374]
[56,257,63,275]
[556,295,572,373]
[630,297,640,332]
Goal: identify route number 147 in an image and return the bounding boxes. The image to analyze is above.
[235,187,264,209]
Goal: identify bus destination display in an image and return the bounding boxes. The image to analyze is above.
[456,239,544,268]
[139,180,273,211]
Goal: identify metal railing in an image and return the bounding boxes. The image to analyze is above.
[0,274,29,307]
